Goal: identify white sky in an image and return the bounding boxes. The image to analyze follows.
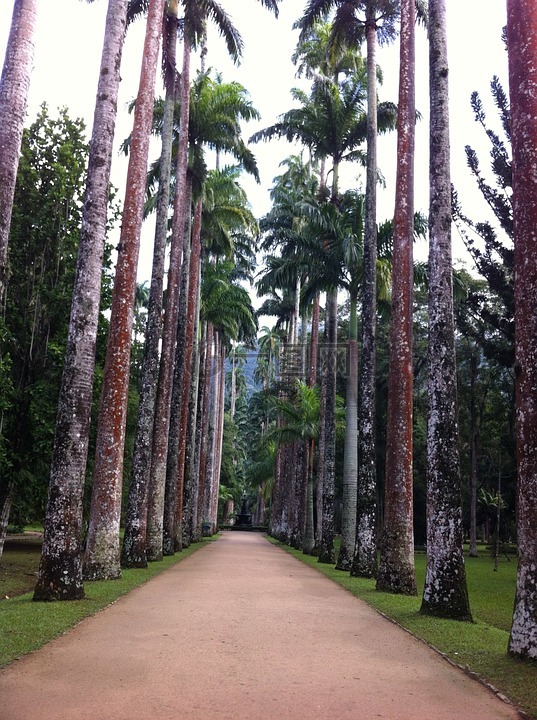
[1,0,508,284]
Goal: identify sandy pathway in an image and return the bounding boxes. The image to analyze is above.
[0,532,521,719]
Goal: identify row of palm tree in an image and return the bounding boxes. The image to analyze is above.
[17,0,278,599]
[246,0,534,659]
[1,0,536,660]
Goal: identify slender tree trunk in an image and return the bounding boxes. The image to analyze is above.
[210,343,226,529]
[182,261,202,547]
[376,0,417,595]
[354,6,378,578]
[191,316,206,542]
[204,332,219,533]
[0,0,37,298]
[198,322,213,531]
[83,0,165,581]
[469,352,479,558]
[34,0,129,600]
[421,0,471,620]
[173,198,203,547]
[318,288,337,564]
[315,307,327,552]
[507,0,537,659]
[303,437,316,554]
[336,296,358,570]
[308,293,320,387]
[160,177,192,555]
[145,37,192,561]
[122,2,178,568]
[0,481,13,561]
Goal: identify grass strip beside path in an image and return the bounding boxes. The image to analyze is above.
[0,539,212,669]
[270,539,537,720]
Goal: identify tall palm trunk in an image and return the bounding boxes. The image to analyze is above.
[353,3,378,578]
[122,1,178,568]
[34,0,129,600]
[308,293,320,387]
[336,295,358,570]
[182,259,202,546]
[468,352,479,558]
[376,0,417,595]
[506,0,537,659]
[0,0,37,298]
[161,176,192,555]
[191,318,207,541]
[208,340,226,530]
[204,331,220,532]
[420,0,471,621]
[145,36,192,561]
[83,0,166,581]
[318,288,337,564]
[198,321,213,532]
[173,197,203,547]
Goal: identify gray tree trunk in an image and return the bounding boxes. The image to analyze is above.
[0,0,37,298]
[506,0,537,659]
[336,333,358,570]
[353,6,378,578]
[318,289,337,564]
[34,0,129,600]
[420,0,472,621]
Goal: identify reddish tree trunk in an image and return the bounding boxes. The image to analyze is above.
[146,37,192,561]
[122,3,178,568]
[507,0,537,659]
[83,0,166,581]
[376,0,417,595]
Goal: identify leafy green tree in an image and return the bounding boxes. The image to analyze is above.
[452,75,513,369]
[0,107,88,557]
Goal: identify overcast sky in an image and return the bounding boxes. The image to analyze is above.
[1,0,508,281]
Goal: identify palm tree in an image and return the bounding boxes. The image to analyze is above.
[266,381,321,554]
[160,77,260,555]
[420,0,471,621]
[146,1,242,561]
[295,0,396,577]
[122,0,179,569]
[146,0,277,561]
[506,0,537,659]
[83,0,167,581]
[376,0,417,594]
[34,0,130,601]
[0,0,37,299]
[296,0,426,581]
[254,67,383,563]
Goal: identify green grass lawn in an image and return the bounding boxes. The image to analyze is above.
[272,540,537,720]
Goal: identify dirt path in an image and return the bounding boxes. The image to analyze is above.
[0,532,521,719]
